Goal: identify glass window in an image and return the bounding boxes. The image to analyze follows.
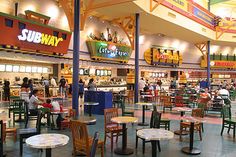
[53,31,59,37]
[62,33,67,40]
[13,65,19,72]
[0,65,5,71]
[43,67,48,73]
[26,66,31,73]
[5,18,13,27]
[32,67,37,73]
[19,66,26,72]
[18,22,26,30]
[37,67,43,73]
[5,65,12,72]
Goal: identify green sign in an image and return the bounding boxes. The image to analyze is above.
[86,40,132,63]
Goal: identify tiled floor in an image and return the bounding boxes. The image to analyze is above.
[2,100,236,157]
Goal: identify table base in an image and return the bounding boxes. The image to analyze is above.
[174,130,188,135]
[138,122,149,126]
[181,147,201,155]
[114,147,133,155]
[46,148,51,157]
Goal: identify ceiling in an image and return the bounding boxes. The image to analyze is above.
[211,0,236,18]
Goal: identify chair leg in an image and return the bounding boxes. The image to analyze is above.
[20,136,23,156]
[136,135,138,148]
[233,124,235,139]
[157,140,161,152]
[99,143,104,157]
[142,140,145,154]
[199,128,202,141]
[111,133,113,152]
[201,123,204,132]
[180,126,183,141]
[116,133,119,143]
[228,124,231,134]
[104,133,107,145]
[221,124,225,136]
[14,131,17,142]
[168,122,170,130]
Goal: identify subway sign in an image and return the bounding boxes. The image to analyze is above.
[18,29,63,47]
[86,40,132,63]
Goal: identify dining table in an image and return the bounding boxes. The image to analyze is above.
[136,102,153,126]
[137,128,174,157]
[111,116,138,155]
[172,107,192,135]
[181,116,206,155]
[83,102,99,116]
[26,133,69,157]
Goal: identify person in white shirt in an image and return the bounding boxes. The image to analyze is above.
[28,89,42,115]
[139,78,146,91]
[50,77,57,97]
[218,86,230,98]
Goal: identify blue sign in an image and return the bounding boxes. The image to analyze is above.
[193,7,214,25]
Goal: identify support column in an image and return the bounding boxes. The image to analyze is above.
[208,0,211,11]
[72,0,80,115]
[134,13,140,103]
[207,41,211,89]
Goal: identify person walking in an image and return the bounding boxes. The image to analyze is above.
[50,77,57,97]
[3,80,10,101]
[43,78,50,97]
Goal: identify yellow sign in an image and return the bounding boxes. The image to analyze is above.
[166,0,188,12]
[144,48,182,66]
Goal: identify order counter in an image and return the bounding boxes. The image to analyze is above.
[84,91,112,115]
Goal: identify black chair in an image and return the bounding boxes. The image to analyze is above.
[12,99,26,123]
[90,132,99,157]
[8,96,21,118]
[24,103,38,128]
[19,110,42,156]
[221,105,236,138]
[0,120,3,157]
[136,110,162,154]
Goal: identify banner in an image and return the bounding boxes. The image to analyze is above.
[86,40,132,63]
[193,7,215,25]
[166,0,188,12]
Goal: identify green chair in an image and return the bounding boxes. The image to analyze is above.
[221,105,236,138]
[153,105,170,130]
[12,99,26,124]
[120,96,134,117]
[8,96,21,118]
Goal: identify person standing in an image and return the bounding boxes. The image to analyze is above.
[87,78,96,91]
[139,78,146,94]
[59,76,67,98]
[79,78,85,98]
[3,80,10,101]
[28,79,34,98]
[43,78,50,97]
[50,77,57,97]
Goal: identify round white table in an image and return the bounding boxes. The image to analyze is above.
[172,107,192,135]
[111,116,138,155]
[83,102,99,116]
[26,133,69,157]
[137,128,174,157]
[136,102,153,126]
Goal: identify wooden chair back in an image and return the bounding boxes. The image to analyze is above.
[70,120,90,156]
[90,132,99,157]
[192,108,204,118]
[68,109,76,118]
[104,108,119,127]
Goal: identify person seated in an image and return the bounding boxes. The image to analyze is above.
[28,89,43,115]
[218,86,230,98]
[51,101,65,129]
[200,88,211,99]
[42,99,53,110]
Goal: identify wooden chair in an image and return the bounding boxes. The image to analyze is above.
[19,110,42,156]
[61,109,76,129]
[2,123,17,142]
[104,108,123,151]
[90,132,99,157]
[70,120,104,157]
[136,110,162,154]
[162,96,173,113]
[180,108,203,141]
[221,105,236,138]
[175,96,185,107]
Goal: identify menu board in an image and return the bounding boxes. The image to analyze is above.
[95,69,112,76]
[0,65,5,71]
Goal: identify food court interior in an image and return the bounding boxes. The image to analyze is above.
[1,0,236,157]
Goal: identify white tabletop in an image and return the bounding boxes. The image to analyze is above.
[172,107,192,112]
[111,116,138,124]
[83,102,99,106]
[137,128,174,141]
[136,102,153,106]
[26,133,69,149]
[51,109,68,114]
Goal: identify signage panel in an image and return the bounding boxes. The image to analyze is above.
[193,7,215,25]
